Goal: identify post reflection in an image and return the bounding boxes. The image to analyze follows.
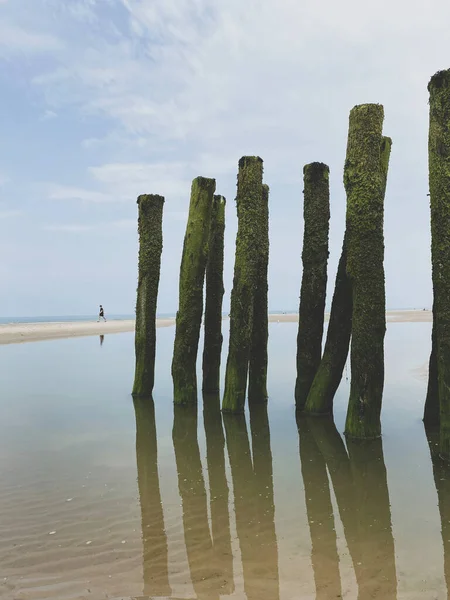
[223,406,280,600]
[133,397,171,598]
[172,404,216,599]
[425,424,450,599]
[203,394,234,594]
[297,416,342,599]
[297,415,397,600]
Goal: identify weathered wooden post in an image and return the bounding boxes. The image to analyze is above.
[249,183,270,404]
[304,234,352,415]
[172,177,215,405]
[222,157,264,413]
[202,195,226,394]
[344,103,391,439]
[425,70,450,458]
[132,194,164,398]
[295,163,330,411]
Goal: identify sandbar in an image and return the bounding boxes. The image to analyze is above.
[0,310,432,345]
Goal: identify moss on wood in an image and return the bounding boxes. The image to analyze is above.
[424,313,439,425]
[248,183,270,404]
[172,177,215,405]
[427,69,450,457]
[132,194,164,398]
[202,195,226,394]
[344,104,391,439]
[295,163,330,411]
[304,233,352,415]
[222,157,264,413]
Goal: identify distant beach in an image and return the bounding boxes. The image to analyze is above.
[0,309,432,345]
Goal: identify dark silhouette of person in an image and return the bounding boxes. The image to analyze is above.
[98,305,106,322]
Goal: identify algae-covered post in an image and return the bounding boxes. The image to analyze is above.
[132,194,164,398]
[426,69,450,457]
[304,233,352,415]
[248,183,270,404]
[295,163,330,411]
[344,104,391,439]
[172,177,215,405]
[202,195,226,394]
[222,157,264,414]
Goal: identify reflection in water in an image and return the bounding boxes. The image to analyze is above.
[173,403,235,598]
[298,416,342,598]
[133,397,171,597]
[298,415,397,600]
[100,334,104,346]
[223,406,280,600]
[203,394,234,594]
[426,424,450,598]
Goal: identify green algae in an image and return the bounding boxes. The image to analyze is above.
[248,183,270,404]
[202,195,226,394]
[172,177,215,405]
[304,233,352,415]
[132,194,164,398]
[344,104,391,439]
[295,163,330,411]
[427,69,450,458]
[222,157,264,413]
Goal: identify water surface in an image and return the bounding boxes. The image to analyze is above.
[0,322,446,599]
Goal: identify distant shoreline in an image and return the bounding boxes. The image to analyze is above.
[0,310,432,346]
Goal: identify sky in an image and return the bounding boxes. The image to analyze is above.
[0,0,446,316]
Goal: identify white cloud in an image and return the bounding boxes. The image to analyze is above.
[43,219,136,233]
[0,22,62,54]
[41,110,57,121]
[48,185,113,203]
[0,210,22,219]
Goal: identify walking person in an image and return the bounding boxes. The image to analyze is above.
[98,305,106,322]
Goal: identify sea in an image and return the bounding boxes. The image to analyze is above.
[0,317,444,599]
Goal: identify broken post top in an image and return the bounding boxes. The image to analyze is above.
[303,162,329,180]
[238,156,263,169]
[213,195,226,206]
[137,194,165,207]
[428,69,450,92]
[191,176,216,194]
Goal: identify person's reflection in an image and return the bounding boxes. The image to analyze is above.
[298,416,397,600]
[133,397,171,598]
[425,423,450,598]
[223,409,280,600]
[172,404,218,599]
[99,334,104,346]
[297,415,342,599]
[203,394,234,594]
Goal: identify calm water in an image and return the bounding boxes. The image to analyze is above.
[0,322,446,599]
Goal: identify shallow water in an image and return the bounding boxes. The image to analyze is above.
[0,322,446,599]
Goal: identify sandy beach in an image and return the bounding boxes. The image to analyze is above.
[0,310,432,345]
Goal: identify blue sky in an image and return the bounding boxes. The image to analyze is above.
[0,0,445,316]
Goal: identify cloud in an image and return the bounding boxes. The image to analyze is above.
[41,110,57,121]
[0,22,62,54]
[0,210,22,219]
[43,219,136,233]
[48,185,113,203]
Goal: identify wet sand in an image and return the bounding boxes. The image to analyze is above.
[0,310,432,345]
